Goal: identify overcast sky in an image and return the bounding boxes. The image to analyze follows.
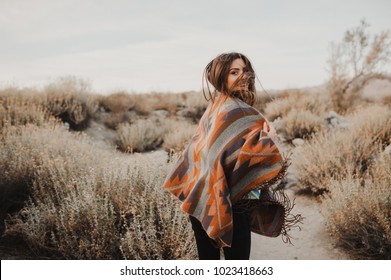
[1,0,390,93]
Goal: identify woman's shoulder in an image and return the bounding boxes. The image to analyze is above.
[223,95,263,117]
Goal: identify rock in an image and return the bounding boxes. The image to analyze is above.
[292,138,305,147]
[384,144,391,155]
[325,111,341,125]
[325,111,349,129]
[339,122,350,129]
[153,110,169,118]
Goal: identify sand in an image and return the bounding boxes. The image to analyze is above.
[250,189,348,260]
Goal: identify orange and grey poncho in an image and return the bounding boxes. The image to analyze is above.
[163,92,300,247]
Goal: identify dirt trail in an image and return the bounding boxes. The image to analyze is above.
[250,189,348,260]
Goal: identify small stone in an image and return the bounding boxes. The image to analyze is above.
[153,110,169,118]
[384,144,391,155]
[292,138,305,147]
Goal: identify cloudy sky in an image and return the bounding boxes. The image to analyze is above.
[1,0,390,93]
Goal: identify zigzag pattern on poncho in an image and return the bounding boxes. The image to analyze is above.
[163,93,299,247]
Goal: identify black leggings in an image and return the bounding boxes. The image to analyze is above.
[189,208,251,260]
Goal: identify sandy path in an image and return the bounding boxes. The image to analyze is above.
[250,189,348,260]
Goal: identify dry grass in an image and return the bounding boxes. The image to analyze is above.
[0,96,59,129]
[274,109,326,142]
[293,104,391,195]
[175,91,208,123]
[117,118,165,153]
[323,153,391,259]
[99,92,137,113]
[43,92,99,131]
[1,122,196,259]
[162,118,197,153]
[264,91,332,121]
[0,83,100,131]
[118,159,196,259]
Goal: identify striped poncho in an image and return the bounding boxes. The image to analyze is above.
[163,92,300,247]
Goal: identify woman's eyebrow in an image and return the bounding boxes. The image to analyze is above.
[229,67,242,71]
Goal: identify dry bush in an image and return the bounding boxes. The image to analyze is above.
[162,118,197,153]
[68,91,194,131]
[97,92,139,130]
[0,86,43,99]
[274,109,326,142]
[346,104,391,149]
[98,111,138,130]
[99,92,137,113]
[0,124,100,234]
[252,90,282,114]
[177,91,208,123]
[0,83,100,131]
[293,104,391,195]
[327,19,391,114]
[41,76,99,130]
[183,91,208,109]
[381,95,391,107]
[117,118,165,153]
[0,96,59,129]
[103,92,170,116]
[44,76,92,95]
[264,91,332,121]
[2,123,196,259]
[43,93,99,131]
[148,92,187,114]
[118,159,196,259]
[323,153,391,259]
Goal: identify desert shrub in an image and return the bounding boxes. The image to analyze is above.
[162,119,197,153]
[117,118,165,153]
[252,90,281,114]
[293,104,391,195]
[346,104,391,149]
[98,92,156,129]
[0,96,58,130]
[98,111,139,130]
[0,124,100,236]
[149,92,186,114]
[274,109,326,142]
[44,76,91,95]
[2,124,196,259]
[42,76,99,130]
[101,92,180,117]
[324,153,391,259]
[264,91,332,121]
[118,159,196,259]
[178,91,208,123]
[0,83,99,131]
[43,93,99,131]
[99,92,137,113]
[327,20,391,114]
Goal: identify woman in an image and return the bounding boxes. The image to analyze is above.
[162,52,301,260]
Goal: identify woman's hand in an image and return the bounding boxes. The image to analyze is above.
[263,122,279,143]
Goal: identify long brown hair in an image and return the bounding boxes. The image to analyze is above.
[202,52,256,106]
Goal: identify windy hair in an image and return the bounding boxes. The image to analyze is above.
[202,52,256,106]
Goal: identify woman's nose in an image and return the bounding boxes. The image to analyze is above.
[243,71,254,81]
[244,70,253,76]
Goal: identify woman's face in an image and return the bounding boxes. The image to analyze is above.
[226,58,249,91]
